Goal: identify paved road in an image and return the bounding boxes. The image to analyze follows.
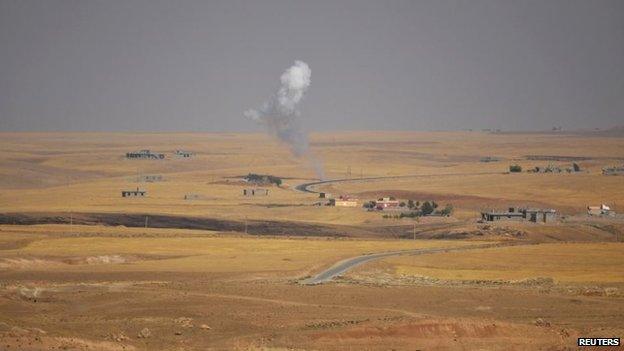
[299,242,507,285]
[295,171,504,194]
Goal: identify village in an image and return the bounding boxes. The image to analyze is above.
[120,150,622,226]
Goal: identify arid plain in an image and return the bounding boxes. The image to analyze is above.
[1,130,623,350]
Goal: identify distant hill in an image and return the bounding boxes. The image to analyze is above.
[576,125,624,137]
[492,125,624,137]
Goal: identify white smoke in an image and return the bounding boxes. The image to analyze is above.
[245,61,324,179]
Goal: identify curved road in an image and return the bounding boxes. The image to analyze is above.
[299,242,508,285]
[295,171,504,194]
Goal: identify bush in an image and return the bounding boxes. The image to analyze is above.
[407,199,415,209]
[421,201,435,216]
[438,204,454,216]
[572,163,581,172]
[399,202,406,207]
[509,164,522,173]
[245,173,282,186]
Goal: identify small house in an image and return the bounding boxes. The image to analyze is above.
[481,207,556,223]
[376,197,400,210]
[334,195,359,207]
[122,187,147,197]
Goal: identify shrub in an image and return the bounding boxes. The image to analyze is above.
[438,204,454,216]
[572,163,581,172]
[509,164,522,173]
[421,201,435,216]
[245,173,282,186]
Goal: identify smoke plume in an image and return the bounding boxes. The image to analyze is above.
[245,61,324,179]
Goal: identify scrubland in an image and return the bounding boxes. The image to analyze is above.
[1,131,623,350]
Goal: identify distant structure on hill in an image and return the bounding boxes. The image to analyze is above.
[481,207,556,223]
[126,150,165,160]
[602,165,624,175]
[122,187,147,197]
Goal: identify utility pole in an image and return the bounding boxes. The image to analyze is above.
[413,223,416,240]
[67,175,72,234]
[145,216,149,229]
[244,216,248,235]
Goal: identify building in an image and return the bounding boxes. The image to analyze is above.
[334,195,358,207]
[603,166,624,176]
[122,187,147,197]
[139,175,163,182]
[376,197,400,210]
[587,204,614,216]
[126,150,165,160]
[243,188,269,196]
[525,208,557,223]
[481,207,556,223]
[175,150,194,158]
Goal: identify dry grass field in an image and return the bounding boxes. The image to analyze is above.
[349,242,624,283]
[1,131,623,350]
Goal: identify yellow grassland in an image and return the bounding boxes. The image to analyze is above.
[363,242,624,283]
[0,224,474,275]
[1,131,623,225]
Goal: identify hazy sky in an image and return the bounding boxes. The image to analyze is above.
[1,0,622,132]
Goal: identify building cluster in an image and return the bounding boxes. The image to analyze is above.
[602,165,624,176]
[528,163,581,173]
[334,195,359,207]
[126,150,165,160]
[175,150,194,158]
[375,197,400,210]
[139,174,163,182]
[587,204,615,216]
[126,149,195,160]
[315,193,359,207]
[481,207,557,223]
